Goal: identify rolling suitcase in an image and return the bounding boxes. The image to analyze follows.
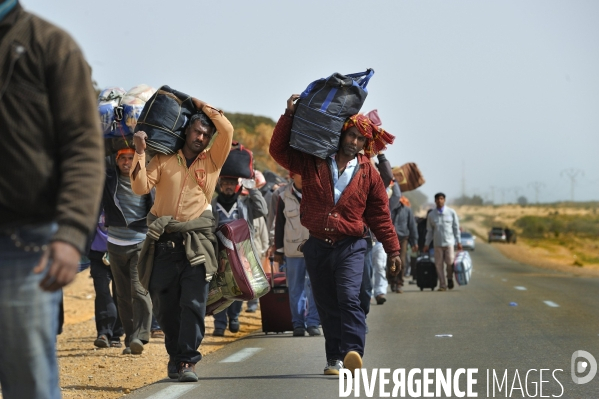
[259,264,294,334]
[453,251,472,286]
[416,255,438,291]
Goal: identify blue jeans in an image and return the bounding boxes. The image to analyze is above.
[285,257,320,329]
[213,300,243,330]
[372,242,388,297]
[0,223,62,399]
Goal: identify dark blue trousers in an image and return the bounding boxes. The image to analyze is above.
[303,236,367,361]
[360,240,374,316]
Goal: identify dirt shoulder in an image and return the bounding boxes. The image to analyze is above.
[58,270,262,398]
[456,205,599,278]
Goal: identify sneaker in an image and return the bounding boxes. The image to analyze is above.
[408,280,417,285]
[122,347,132,355]
[324,359,343,375]
[151,329,165,339]
[438,287,447,292]
[167,358,178,379]
[229,319,240,333]
[178,362,198,382]
[94,335,109,348]
[213,328,225,337]
[343,351,362,373]
[448,279,454,290]
[129,338,144,355]
[293,327,306,337]
[396,287,403,294]
[375,295,386,305]
[307,326,321,336]
[109,338,122,348]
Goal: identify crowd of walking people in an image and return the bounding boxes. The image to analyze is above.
[0,2,464,397]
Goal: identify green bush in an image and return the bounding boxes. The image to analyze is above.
[515,215,599,238]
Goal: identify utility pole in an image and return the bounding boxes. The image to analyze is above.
[512,186,523,203]
[461,161,466,198]
[497,188,508,205]
[561,168,584,202]
[528,181,545,204]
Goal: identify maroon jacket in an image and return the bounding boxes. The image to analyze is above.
[269,110,400,256]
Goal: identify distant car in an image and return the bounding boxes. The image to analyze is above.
[488,227,507,243]
[460,232,476,251]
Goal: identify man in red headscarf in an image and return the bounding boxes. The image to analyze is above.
[269,95,401,377]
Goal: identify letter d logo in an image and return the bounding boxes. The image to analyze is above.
[571,350,597,384]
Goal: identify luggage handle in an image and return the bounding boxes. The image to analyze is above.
[346,68,374,89]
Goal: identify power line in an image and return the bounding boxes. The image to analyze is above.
[561,168,584,202]
[528,181,545,204]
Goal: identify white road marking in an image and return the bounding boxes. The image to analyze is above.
[145,385,196,399]
[220,348,263,363]
[544,301,560,308]
[514,286,527,291]
[435,334,453,338]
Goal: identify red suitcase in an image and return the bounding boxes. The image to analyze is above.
[259,268,294,334]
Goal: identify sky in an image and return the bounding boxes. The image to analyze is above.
[22,0,599,204]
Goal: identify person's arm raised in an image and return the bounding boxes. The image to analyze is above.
[130,131,160,194]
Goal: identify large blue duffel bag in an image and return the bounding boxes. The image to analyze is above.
[134,85,196,155]
[290,69,374,159]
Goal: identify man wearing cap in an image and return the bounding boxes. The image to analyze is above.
[102,148,154,354]
[423,193,462,291]
[210,172,267,335]
[132,103,233,382]
[269,95,402,376]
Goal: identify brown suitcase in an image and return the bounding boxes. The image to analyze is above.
[392,163,425,192]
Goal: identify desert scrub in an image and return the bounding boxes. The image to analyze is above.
[515,215,599,239]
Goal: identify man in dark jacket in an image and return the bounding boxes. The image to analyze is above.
[0,2,104,398]
[102,148,154,355]
[269,95,401,376]
[389,185,418,293]
[210,176,267,335]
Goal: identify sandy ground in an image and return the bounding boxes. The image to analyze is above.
[456,205,599,278]
[56,270,262,399]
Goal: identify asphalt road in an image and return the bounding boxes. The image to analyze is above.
[129,242,599,398]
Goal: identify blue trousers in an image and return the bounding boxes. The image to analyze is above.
[303,236,367,361]
[0,223,61,399]
[285,257,320,328]
[359,240,373,316]
[213,300,243,329]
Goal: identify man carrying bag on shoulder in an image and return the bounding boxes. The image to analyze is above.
[131,99,233,383]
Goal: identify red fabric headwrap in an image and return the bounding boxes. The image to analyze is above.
[342,114,395,158]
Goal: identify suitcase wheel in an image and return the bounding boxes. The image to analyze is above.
[420,287,423,291]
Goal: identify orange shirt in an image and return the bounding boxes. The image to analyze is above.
[130,104,233,222]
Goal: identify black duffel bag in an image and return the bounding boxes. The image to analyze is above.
[291,69,374,159]
[220,142,254,179]
[134,85,196,155]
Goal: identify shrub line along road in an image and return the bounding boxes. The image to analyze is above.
[128,242,599,399]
